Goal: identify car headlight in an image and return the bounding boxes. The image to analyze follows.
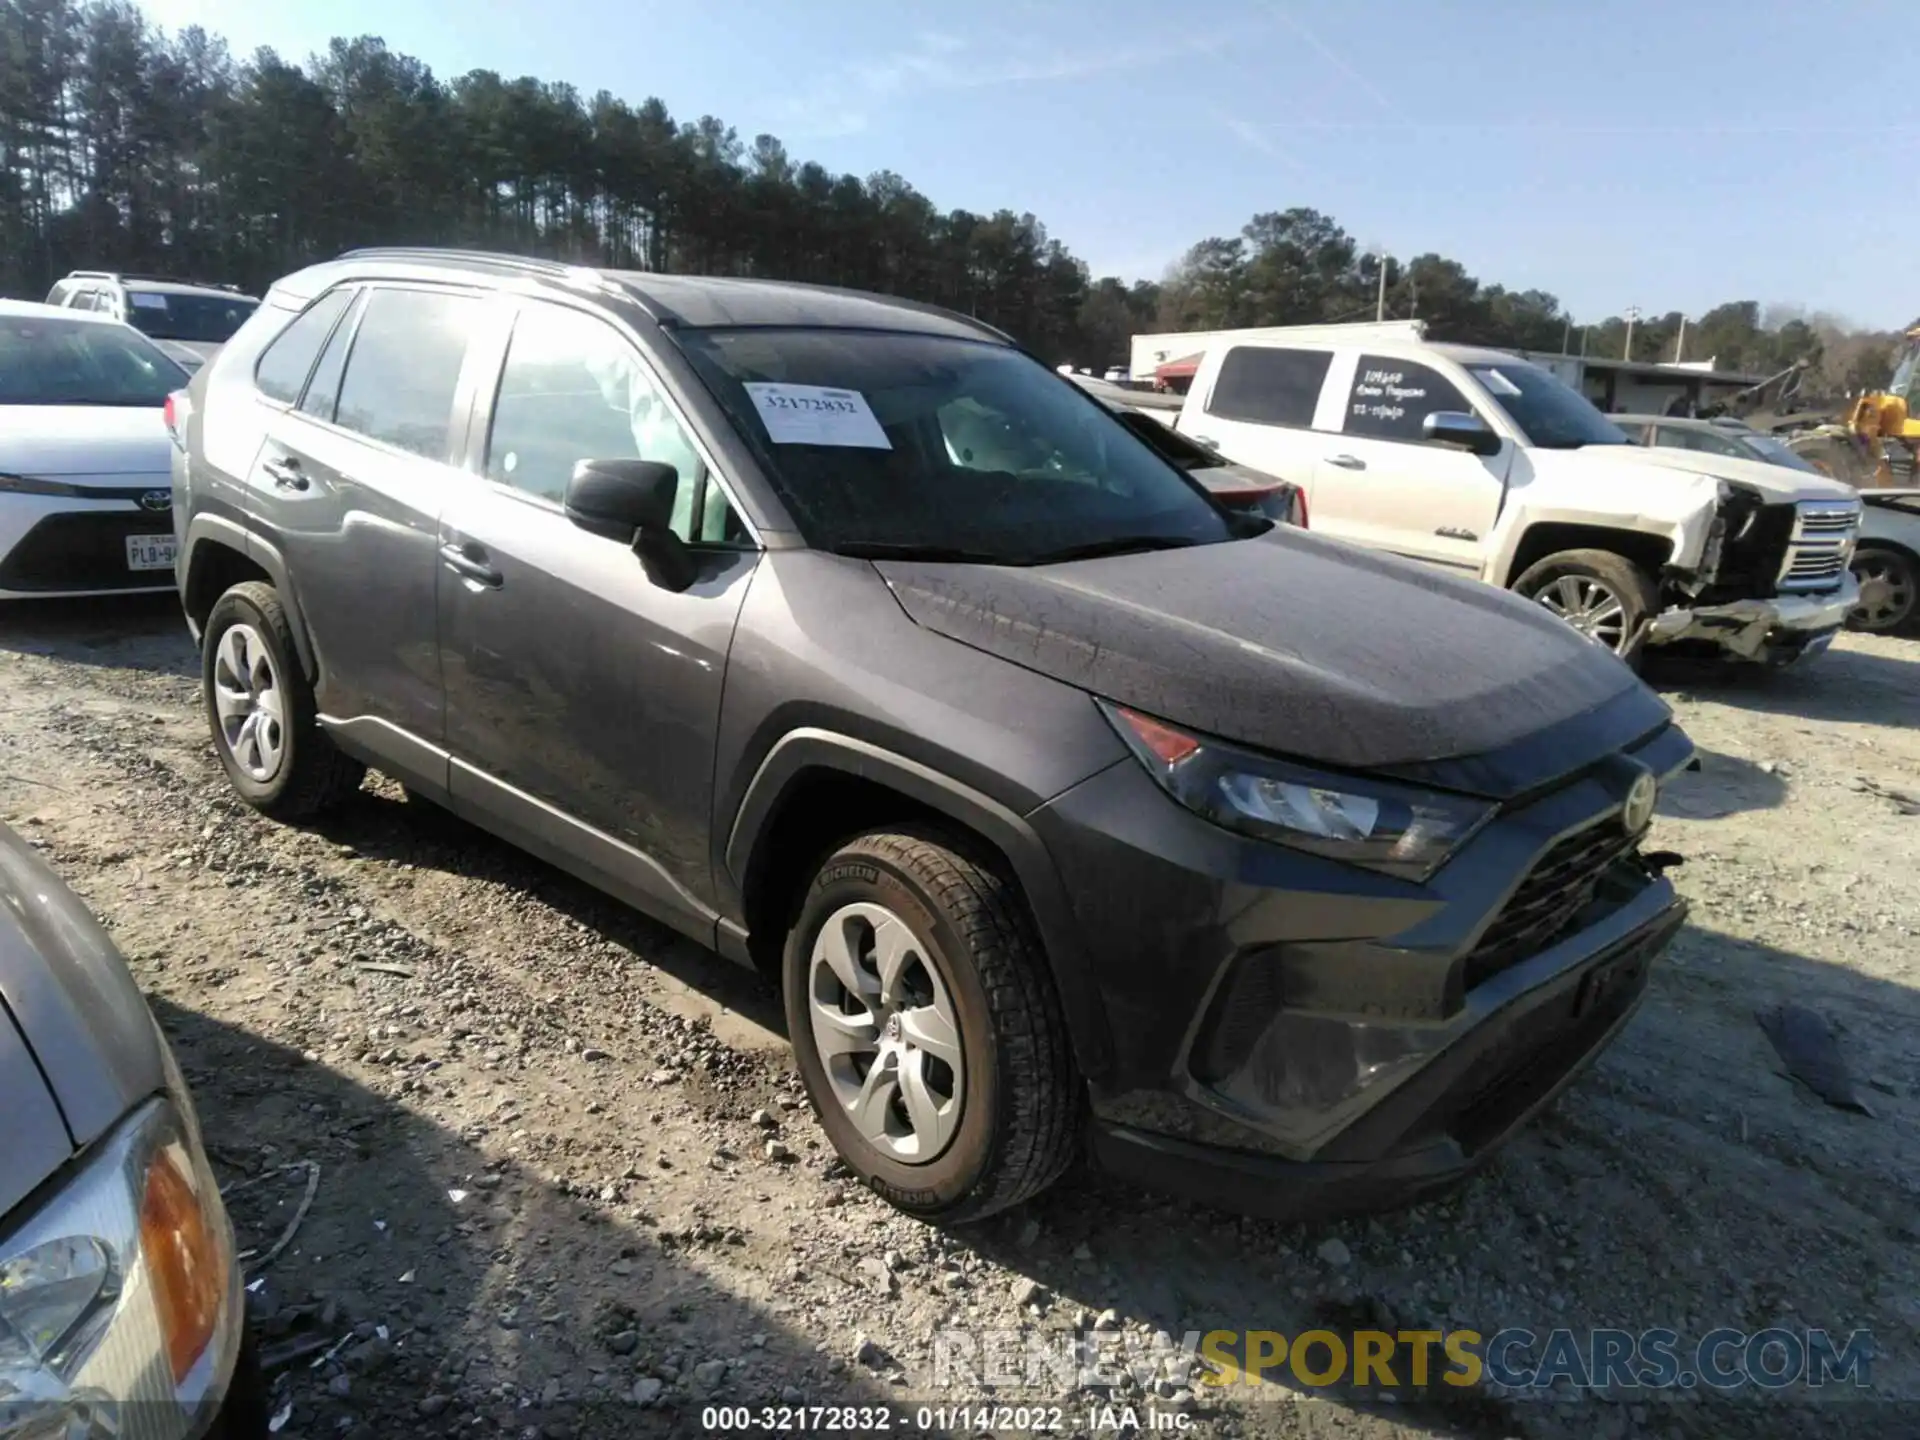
[1101,702,1495,880]
[0,474,85,498]
[0,1097,242,1440]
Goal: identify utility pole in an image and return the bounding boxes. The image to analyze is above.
[1673,315,1688,364]
[1623,306,1640,360]
[1370,246,1389,322]
[1562,317,1573,355]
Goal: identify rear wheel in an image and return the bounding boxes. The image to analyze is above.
[1512,548,1658,666]
[783,829,1082,1222]
[202,581,365,819]
[1847,544,1918,634]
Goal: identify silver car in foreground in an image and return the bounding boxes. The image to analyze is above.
[0,822,263,1436]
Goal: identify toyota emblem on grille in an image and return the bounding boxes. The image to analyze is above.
[138,489,171,513]
[1623,770,1658,835]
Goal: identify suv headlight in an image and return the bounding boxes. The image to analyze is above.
[0,1098,242,1439]
[1102,702,1494,880]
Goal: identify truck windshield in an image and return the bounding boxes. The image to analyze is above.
[1468,361,1631,450]
[674,327,1237,562]
[0,313,187,405]
[123,290,258,343]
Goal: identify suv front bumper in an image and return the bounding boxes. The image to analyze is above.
[1647,574,1858,663]
[1029,724,1693,1221]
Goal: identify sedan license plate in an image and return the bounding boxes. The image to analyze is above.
[125,534,177,572]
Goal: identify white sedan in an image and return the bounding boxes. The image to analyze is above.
[0,300,187,598]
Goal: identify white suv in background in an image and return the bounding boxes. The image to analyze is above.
[1173,322,1863,667]
[45,271,259,375]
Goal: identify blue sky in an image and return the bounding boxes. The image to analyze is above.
[136,0,1913,329]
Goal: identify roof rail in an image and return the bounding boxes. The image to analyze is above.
[67,269,250,293]
[335,246,586,280]
[65,269,120,281]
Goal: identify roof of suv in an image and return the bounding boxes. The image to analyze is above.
[58,272,257,301]
[315,248,1014,344]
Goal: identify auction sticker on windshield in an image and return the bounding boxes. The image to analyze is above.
[744,383,891,449]
[128,292,170,310]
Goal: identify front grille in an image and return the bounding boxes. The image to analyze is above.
[0,511,175,592]
[1776,501,1861,594]
[1461,819,1637,990]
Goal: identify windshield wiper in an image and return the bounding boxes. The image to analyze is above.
[1021,535,1202,565]
[831,541,1009,564]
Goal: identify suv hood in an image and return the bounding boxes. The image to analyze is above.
[879,529,1654,786]
[0,824,164,1154]
[1594,443,1860,503]
[1,405,172,478]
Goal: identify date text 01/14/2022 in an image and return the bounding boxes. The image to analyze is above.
[699,1404,1194,1432]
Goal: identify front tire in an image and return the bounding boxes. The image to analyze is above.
[202,581,365,819]
[783,829,1082,1222]
[1847,544,1918,634]
[1512,548,1658,667]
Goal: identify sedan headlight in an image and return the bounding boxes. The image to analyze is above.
[1102,702,1494,880]
[0,1097,242,1439]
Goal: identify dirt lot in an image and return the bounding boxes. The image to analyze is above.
[1,596,1916,1440]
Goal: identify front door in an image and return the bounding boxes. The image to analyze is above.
[1313,351,1511,574]
[243,284,484,766]
[436,297,760,940]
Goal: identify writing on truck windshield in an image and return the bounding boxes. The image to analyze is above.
[672,327,1236,563]
[1468,361,1630,450]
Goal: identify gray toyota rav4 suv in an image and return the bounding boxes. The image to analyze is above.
[168,248,1692,1223]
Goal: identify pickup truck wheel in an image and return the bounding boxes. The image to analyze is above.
[1513,549,1657,665]
[783,829,1082,1223]
[202,581,366,819]
[1847,544,1918,633]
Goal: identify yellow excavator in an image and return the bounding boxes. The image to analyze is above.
[1698,328,1920,488]
[1828,324,1920,487]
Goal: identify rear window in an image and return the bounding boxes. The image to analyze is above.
[332,288,480,461]
[1205,346,1332,427]
[0,313,187,406]
[255,289,355,404]
[122,289,258,343]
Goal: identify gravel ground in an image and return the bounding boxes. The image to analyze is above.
[1,595,1916,1440]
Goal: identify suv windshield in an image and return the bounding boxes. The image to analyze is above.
[0,313,187,405]
[123,290,258,343]
[1468,361,1630,450]
[675,328,1237,562]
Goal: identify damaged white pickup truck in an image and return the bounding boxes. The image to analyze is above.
[1172,321,1863,667]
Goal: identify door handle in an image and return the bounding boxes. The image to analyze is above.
[262,456,309,491]
[439,543,503,589]
[1325,454,1367,470]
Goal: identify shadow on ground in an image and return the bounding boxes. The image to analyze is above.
[1656,747,1789,820]
[152,996,886,1438]
[0,592,195,676]
[1646,641,1919,731]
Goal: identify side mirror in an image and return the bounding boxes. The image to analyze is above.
[1423,410,1502,457]
[564,458,696,592]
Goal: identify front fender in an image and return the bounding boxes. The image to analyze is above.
[724,728,1115,1083]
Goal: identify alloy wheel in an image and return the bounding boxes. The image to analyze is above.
[1533,575,1629,652]
[1849,551,1917,632]
[807,901,964,1165]
[211,623,286,783]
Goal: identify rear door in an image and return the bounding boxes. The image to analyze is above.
[1176,343,1334,498]
[1313,351,1511,573]
[435,296,760,935]
[243,283,485,768]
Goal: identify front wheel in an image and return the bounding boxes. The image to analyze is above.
[1847,544,1918,634]
[1512,548,1658,667]
[783,829,1082,1222]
